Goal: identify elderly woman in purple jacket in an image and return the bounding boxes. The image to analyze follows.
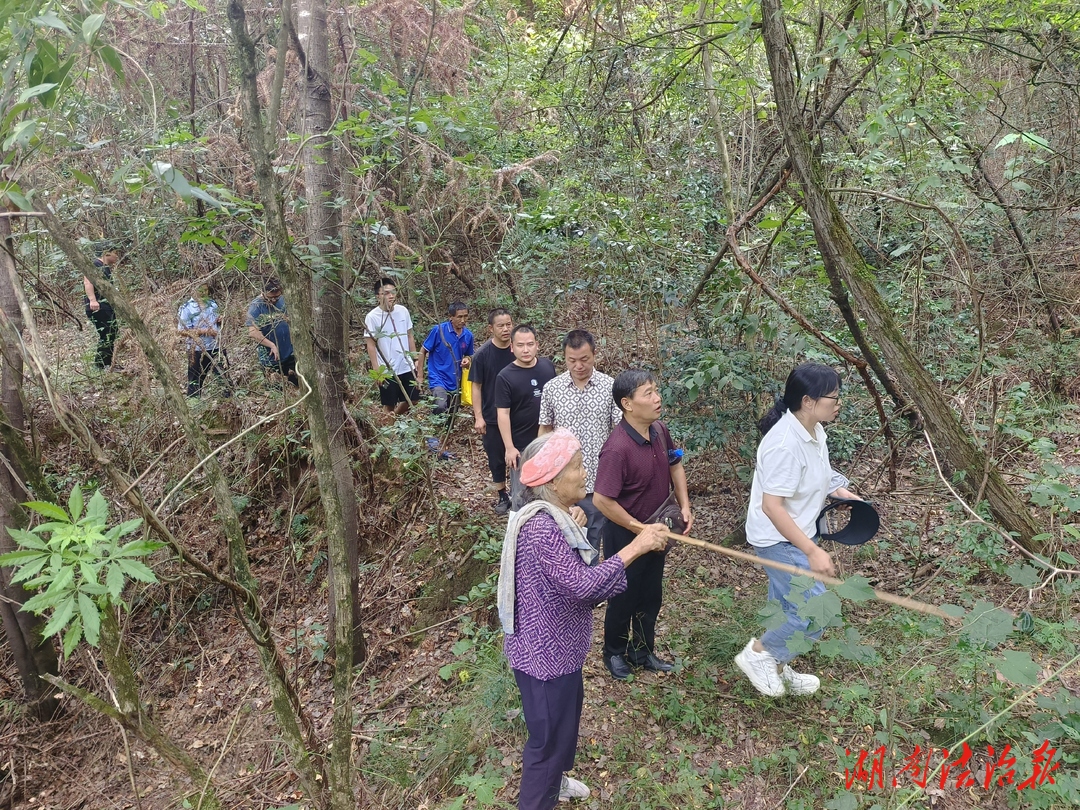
[498,429,668,810]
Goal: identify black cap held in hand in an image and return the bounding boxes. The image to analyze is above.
[816,499,880,546]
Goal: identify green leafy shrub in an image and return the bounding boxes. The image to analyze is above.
[0,486,161,656]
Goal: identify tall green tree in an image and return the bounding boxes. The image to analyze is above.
[227,0,358,803]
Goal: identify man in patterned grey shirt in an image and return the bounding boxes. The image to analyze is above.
[538,329,622,560]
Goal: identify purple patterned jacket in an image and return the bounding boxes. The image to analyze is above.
[504,512,628,680]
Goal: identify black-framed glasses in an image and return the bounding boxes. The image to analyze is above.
[819,394,841,401]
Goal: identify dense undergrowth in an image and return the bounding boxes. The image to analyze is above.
[392,499,1080,809]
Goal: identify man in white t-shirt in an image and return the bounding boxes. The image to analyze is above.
[364,277,417,415]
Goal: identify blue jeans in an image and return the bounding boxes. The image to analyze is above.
[755,541,826,664]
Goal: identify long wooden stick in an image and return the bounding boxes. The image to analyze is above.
[631,522,953,620]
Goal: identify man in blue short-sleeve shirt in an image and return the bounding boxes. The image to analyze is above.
[417,302,474,414]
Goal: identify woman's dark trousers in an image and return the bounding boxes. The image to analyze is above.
[514,668,583,810]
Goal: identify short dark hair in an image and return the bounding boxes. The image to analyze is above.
[563,329,595,352]
[448,301,468,316]
[263,277,283,293]
[374,276,396,294]
[612,369,656,412]
[488,308,511,325]
[758,363,842,435]
[511,324,537,341]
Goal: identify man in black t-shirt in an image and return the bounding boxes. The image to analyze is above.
[470,309,515,514]
[495,325,557,503]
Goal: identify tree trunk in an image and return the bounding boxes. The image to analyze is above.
[758,0,1041,549]
[297,0,364,666]
[227,0,357,805]
[0,215,59,720]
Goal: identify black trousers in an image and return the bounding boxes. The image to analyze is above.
[187,349,231,396]
[264,355,299,387]
[86,301,119,368]
[602,521,666,664]
[481,424,507,486]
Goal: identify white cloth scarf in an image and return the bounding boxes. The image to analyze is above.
[497,500,598,635]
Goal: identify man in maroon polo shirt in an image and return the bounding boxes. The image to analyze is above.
[594,369,693,681]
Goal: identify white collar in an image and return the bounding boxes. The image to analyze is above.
[782,408,820,443]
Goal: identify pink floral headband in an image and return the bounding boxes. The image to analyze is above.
[519,429,581,487]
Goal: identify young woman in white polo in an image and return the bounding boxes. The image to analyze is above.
[735,363,862,697]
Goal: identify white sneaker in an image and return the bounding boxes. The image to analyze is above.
[734,638,785,697]
[559,775,590,802]
[781,664,821,696]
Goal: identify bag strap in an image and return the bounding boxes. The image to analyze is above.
[438,322,462,389]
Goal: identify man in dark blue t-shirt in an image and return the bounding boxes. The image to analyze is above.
[417,301,474,414]
[246,277,298,387]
